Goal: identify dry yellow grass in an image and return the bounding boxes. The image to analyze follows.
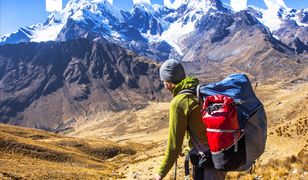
[227,153,308,180]
[0,124,136,179]
[1,82,307,179]
[112,82,308,179]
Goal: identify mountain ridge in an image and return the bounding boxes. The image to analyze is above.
[1,0,307,61]
[0,38,163,131]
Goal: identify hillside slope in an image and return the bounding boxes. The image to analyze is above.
[0,38,163,131]
[0,81,307,179]
[67,80,308,179]
[0,123,136,179]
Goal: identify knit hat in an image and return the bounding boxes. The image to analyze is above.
[159,59,186,84]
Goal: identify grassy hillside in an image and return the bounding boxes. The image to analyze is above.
[0,124,135,179]
[1,82,307,179]
[65,82,308,179]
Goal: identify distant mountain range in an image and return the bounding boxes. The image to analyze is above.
[1,0,307,60]
[0,0,307,131]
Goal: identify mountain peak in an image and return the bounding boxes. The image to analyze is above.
[163,0,224,10]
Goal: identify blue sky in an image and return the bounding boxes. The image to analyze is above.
[0,0,307,36]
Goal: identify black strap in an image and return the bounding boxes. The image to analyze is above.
[206,104,223,114]
[178,85,202,105]
[184,154,190,179]
[179,88,196,96]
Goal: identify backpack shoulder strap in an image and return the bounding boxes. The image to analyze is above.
[178,84,202,105]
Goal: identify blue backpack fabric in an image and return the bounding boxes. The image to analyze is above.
[199,73,267,171]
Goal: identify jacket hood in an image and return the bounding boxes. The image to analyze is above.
[173,77,199,96]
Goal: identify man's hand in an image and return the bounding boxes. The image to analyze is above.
[153,173,162,180]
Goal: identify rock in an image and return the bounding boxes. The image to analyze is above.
[292,168,298,174]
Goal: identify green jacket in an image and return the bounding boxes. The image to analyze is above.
[157,77,208,178]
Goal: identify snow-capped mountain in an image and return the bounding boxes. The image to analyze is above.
[230,0,307,31]
[0,0,228,60]
[1,0,307,130]
[160,0,228,55]
[229,0,307,49]
[0,0,307,60]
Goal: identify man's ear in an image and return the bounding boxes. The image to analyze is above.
[164,81,175,91]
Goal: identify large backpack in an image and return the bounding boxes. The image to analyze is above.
[182,73,267,171]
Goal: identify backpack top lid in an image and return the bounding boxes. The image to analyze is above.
[200,73,262,113]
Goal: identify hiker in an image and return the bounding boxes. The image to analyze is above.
[153,59,227,180]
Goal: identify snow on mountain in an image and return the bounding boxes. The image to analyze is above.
[130,2,169,38]
[4,11,68,43]
[256,0,286,31]
[163,0,172,9]
[263,0,287,10]
[257,7,308,32]
[258,9,283,31]
[0,0,306,58]
[67,0,123,22]
[228,0,306,33]
[133,0,151,5]
[1,0,124,43]
[171,0,187,9]
[281,9,308,27]
[161,0,220,55]
[230,0,247,12]
[31,24,66,42]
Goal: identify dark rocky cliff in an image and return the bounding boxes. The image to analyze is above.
[0,38,163,131]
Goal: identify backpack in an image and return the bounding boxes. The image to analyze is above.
[182,73,267,171]
[202,94,246,170]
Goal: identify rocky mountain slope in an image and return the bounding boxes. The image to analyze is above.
[181,10,306,82]
[0,38,163,131]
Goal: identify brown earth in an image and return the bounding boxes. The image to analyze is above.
[0,82,307,179]
[66,81,308,179]
[0,124,136,179]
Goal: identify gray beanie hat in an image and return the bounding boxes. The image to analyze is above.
[159,59,186,84]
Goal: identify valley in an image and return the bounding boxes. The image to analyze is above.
[0,0,307,179]
[1,80,307,179]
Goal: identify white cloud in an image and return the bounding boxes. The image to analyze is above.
[46,0,62,12]
[230,0,247,12]
[91,0,113,4]
[263,0,287,9]
[133,0,151,5]
[164,0,173,8]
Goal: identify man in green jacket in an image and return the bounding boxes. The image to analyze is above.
[153,59,226,180]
